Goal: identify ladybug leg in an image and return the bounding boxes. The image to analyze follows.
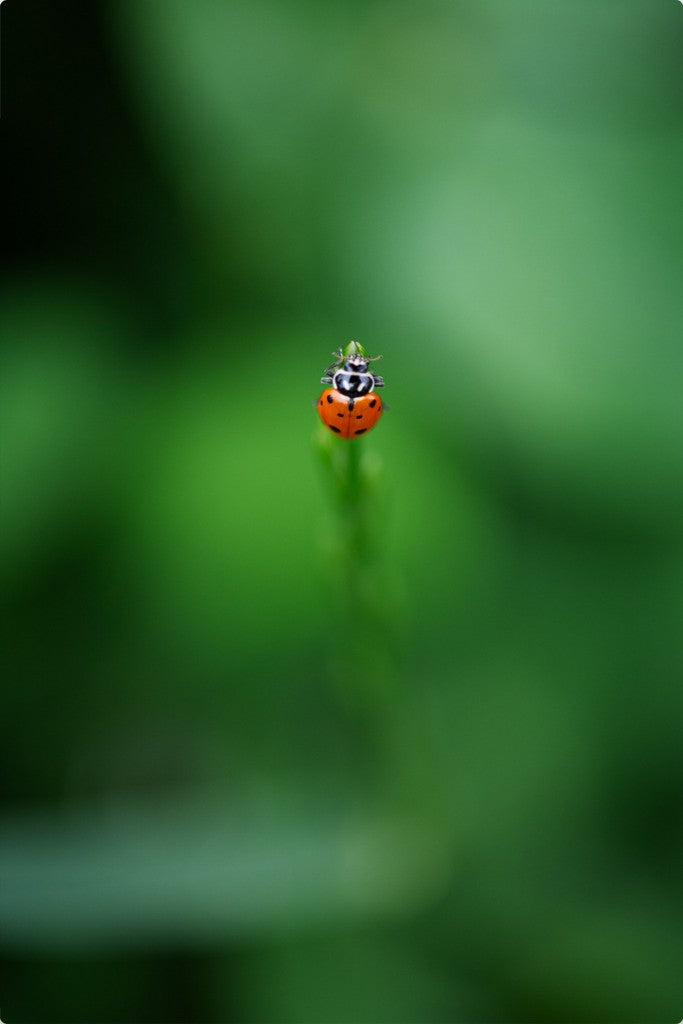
[320,375,334,384]
[372,376,385,387]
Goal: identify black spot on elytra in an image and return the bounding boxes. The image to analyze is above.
[348,398,355,412]
[319,400,323,406]
[369,399,377,408]
[326,394,334,404]
[356,415,363,419]
[329,425,341,433]
[355,428,367,435]
[337,412,344,418]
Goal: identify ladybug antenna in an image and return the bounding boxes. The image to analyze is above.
[365,353,383,363]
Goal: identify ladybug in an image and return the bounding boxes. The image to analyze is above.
[317,346,385,438]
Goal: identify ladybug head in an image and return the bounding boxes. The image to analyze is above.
[344,354,369,373]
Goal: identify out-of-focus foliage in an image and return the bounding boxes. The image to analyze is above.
[1,1,682,1021]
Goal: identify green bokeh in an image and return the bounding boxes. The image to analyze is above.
[1,2,682,1021]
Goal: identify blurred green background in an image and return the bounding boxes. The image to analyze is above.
[1,2,682,1021]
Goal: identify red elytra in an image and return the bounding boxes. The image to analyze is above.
[318,388,383,439]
